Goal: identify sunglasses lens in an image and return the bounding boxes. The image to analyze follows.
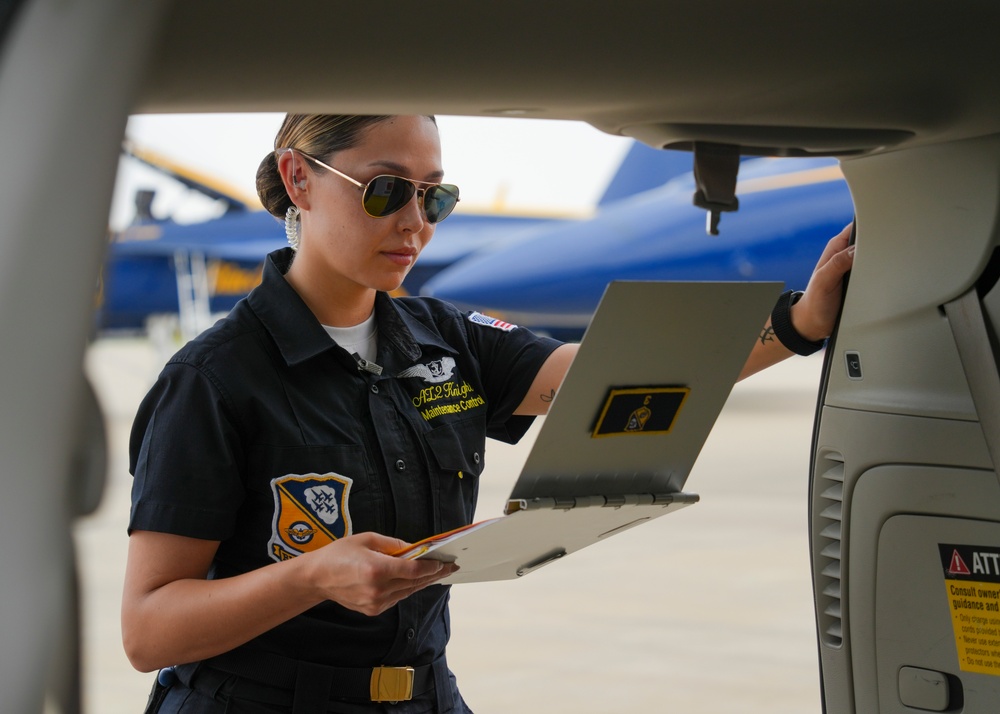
[362,176,459,223]
[423,184,460,224]
[363,175,416,217]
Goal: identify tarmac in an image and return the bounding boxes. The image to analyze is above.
[76,337,826,713]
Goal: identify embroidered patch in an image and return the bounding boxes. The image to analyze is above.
[398,356,456,383]
[468,311,517,332]
[268,472,353,562]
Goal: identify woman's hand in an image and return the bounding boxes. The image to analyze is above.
[122,529,456,672]
[790,223,856,342]
[738,223,855,380]
[300,532,458,616]
[515,223,857,395]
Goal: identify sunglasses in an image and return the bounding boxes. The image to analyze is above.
[288,149,460,224]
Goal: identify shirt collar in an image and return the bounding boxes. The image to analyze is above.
[249,248,456,368]
[248,248,335,365]
[374,292,458,371]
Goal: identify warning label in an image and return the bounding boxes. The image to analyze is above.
[939,543,1000,676]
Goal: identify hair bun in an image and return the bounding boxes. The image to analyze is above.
[255,151,292,218]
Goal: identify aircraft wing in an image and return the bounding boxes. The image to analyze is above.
[422,157,853,338]
[122,139,260,212]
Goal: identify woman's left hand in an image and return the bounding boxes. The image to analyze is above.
[738,223,855,380]
[791,223,856,342]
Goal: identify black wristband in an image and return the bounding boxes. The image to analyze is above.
[770,289,826,356]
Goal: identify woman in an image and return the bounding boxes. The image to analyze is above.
[122,114,854,713]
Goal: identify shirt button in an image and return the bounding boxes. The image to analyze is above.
[406,628,415,640]
[371,384,379,394]
[395,459,406,471]
[473,452,481,464]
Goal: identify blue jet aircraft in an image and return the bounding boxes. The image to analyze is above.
[99,139,691,338]
[421,155,855,340]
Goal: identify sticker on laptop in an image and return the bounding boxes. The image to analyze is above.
[591,386,690,438]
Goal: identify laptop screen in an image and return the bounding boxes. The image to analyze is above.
[508,281,782,504]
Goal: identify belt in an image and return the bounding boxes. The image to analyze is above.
[189,650,438,710]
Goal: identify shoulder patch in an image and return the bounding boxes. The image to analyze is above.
[268,472,353,562]
[467,311,517,332]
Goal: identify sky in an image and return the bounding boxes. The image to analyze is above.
[110,114,634,230]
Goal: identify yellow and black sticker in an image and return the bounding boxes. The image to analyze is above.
[939,543,1000,675]
[591,386,689,438]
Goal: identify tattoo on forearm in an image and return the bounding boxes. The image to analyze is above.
[760,325,776,346]
[540,389,556,403]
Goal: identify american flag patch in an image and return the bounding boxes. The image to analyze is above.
[467,311,517,332]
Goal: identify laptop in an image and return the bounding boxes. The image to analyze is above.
[397,281,783,583]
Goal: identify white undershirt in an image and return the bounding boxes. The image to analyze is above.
[322,311,378,363]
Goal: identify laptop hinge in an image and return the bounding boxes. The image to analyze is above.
[506,492,698,515]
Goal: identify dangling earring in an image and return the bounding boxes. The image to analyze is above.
[284,205,301,251]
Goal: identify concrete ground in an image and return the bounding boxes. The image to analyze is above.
[76,337,826,713]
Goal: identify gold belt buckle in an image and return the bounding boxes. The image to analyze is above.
[370,665,415,702]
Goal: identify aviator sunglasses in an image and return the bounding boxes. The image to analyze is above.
[285,149,460,224]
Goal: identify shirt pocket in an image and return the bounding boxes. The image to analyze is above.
[422,415,487,531]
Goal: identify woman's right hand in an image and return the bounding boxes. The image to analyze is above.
[122,529,456,672]
[300,532,458,616]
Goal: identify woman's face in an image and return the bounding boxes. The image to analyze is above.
[295,116,444,297]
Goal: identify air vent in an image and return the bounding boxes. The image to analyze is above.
[815,453,845,647]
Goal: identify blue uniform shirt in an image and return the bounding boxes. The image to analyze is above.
[128,247,561,677]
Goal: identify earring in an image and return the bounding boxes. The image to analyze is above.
[284,205,301,251]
